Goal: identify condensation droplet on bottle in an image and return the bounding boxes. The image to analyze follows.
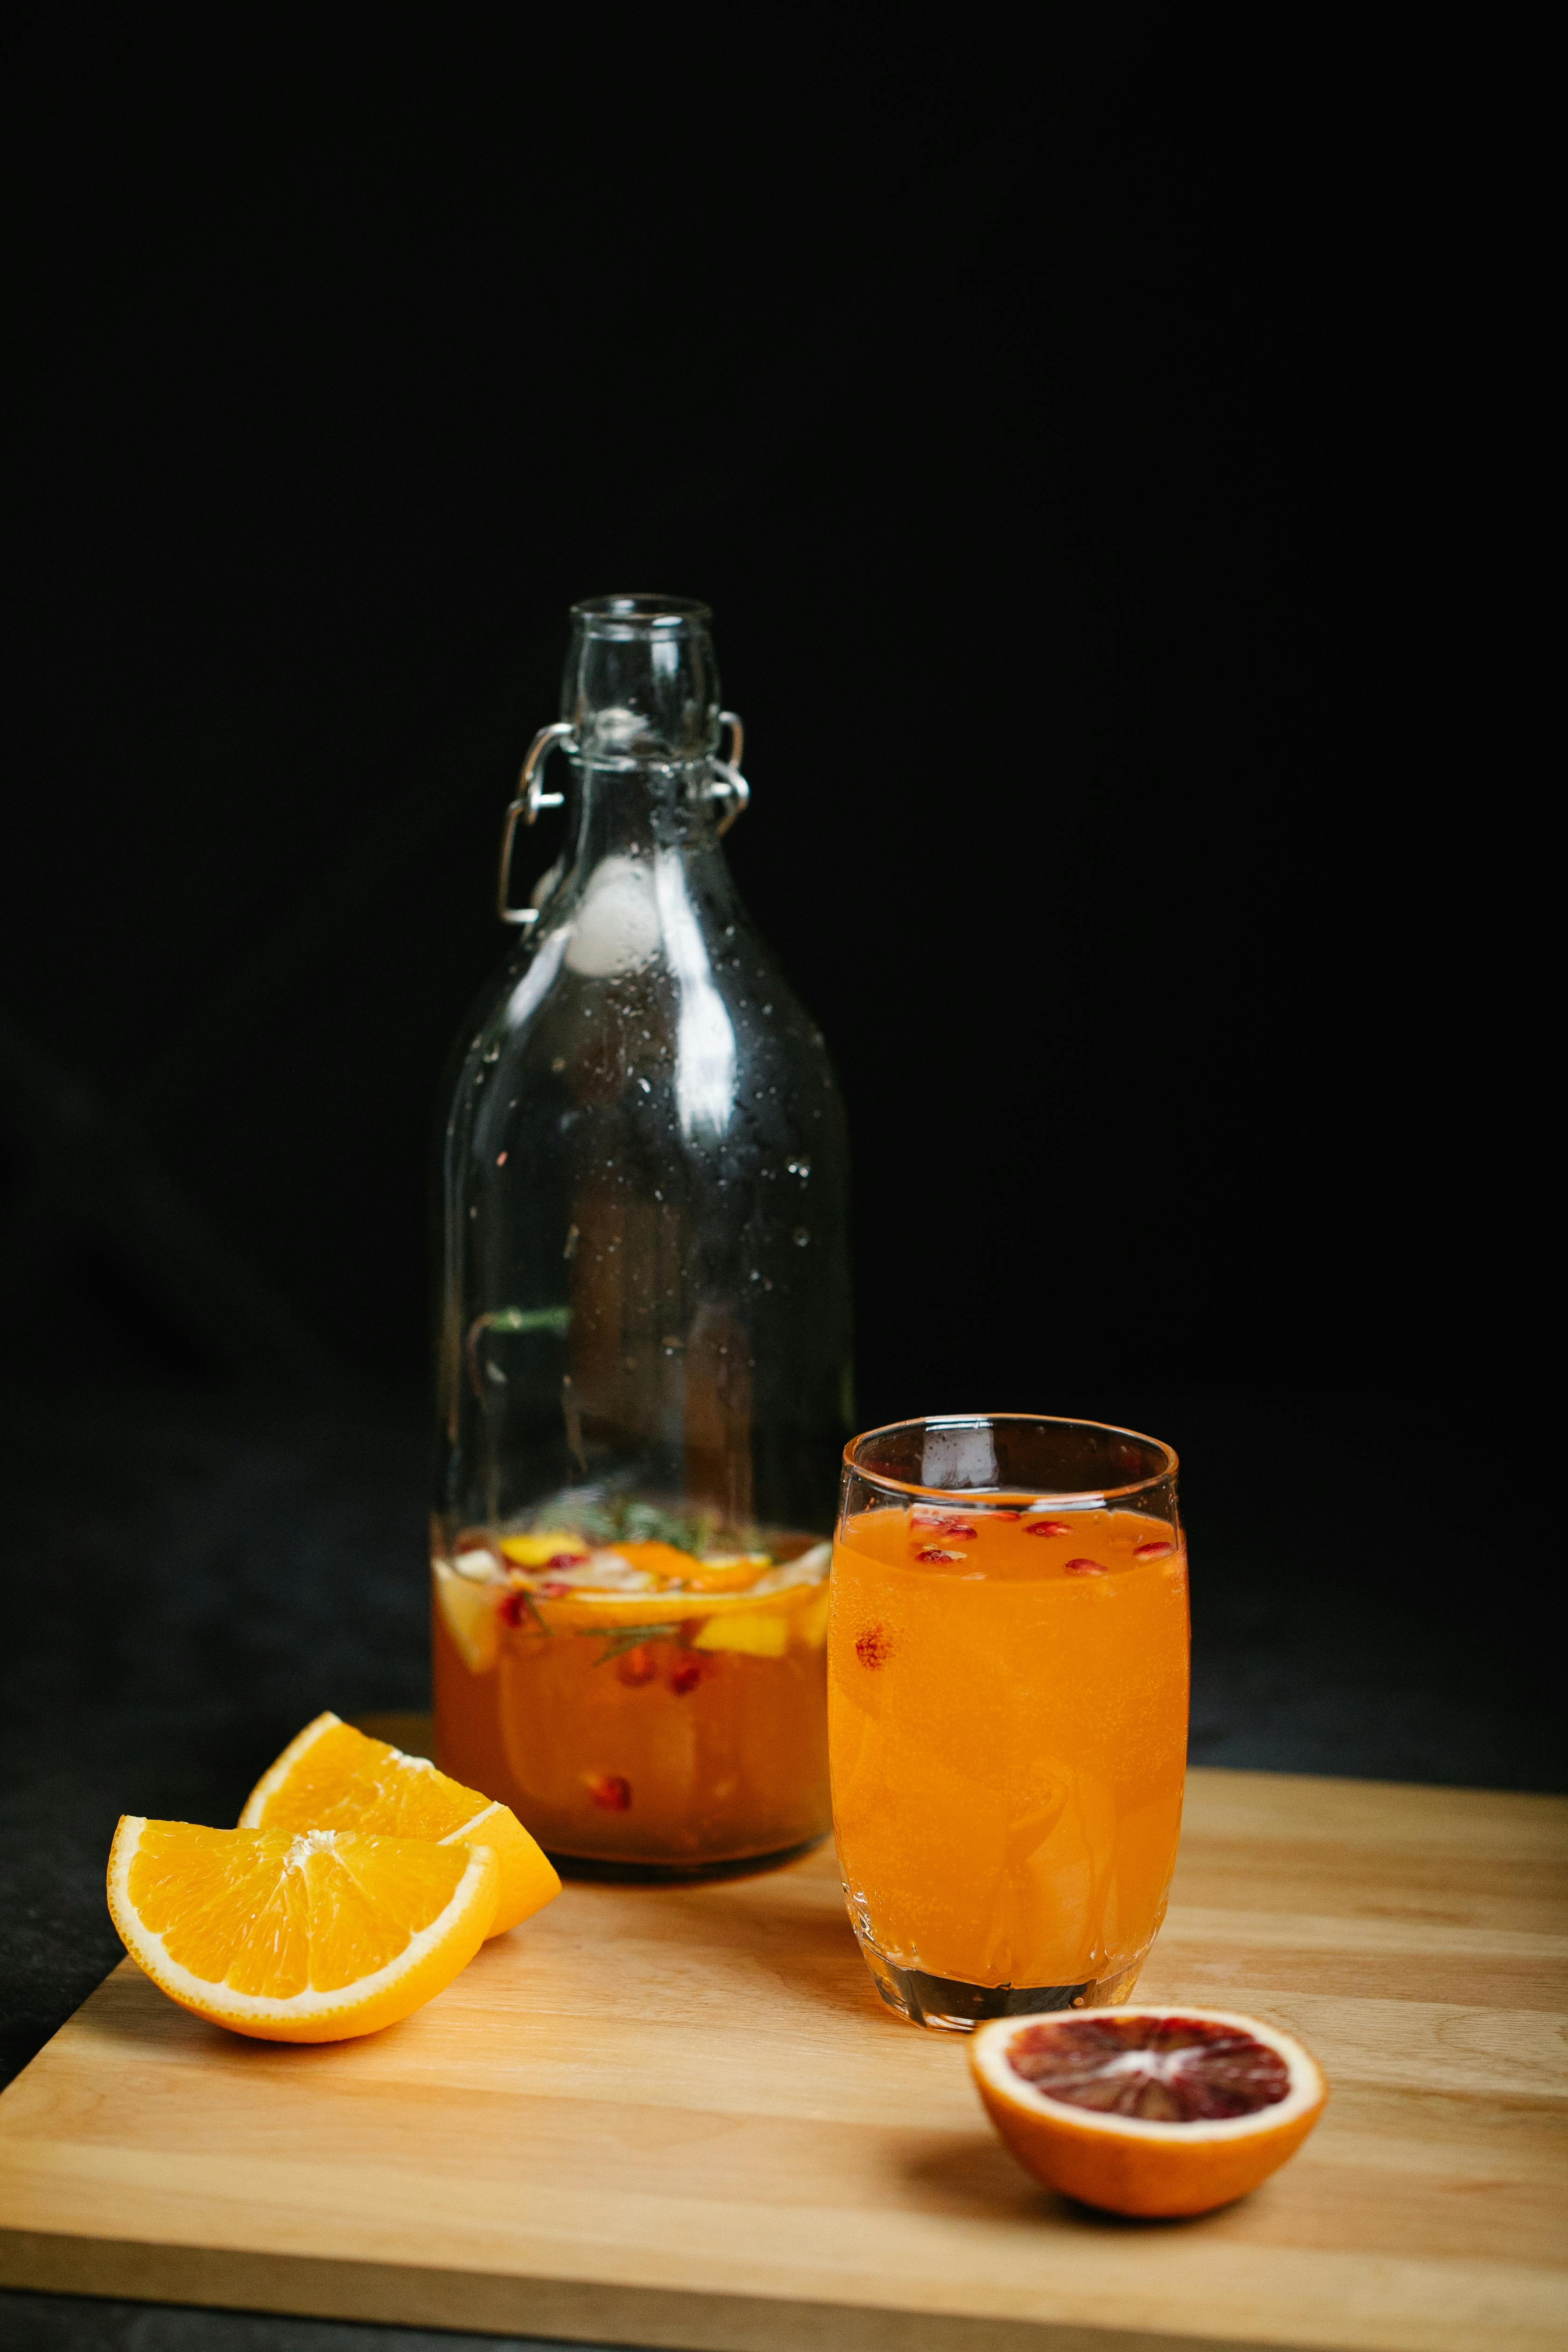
[787,1156,811,1179]
[563,1223,580,1260]
[793,1227,810,1247]
[551,1056,566,1073]
[637,1078,651,1094]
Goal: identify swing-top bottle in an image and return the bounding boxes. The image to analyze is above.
[432,595,852,1869]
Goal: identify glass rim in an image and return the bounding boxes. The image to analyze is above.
[570,593,712,633]
[842,1412,1179,1505]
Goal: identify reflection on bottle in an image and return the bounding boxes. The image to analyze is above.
[653,847,735,1141]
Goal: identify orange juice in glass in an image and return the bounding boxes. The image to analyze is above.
[829,1415,1189,2030]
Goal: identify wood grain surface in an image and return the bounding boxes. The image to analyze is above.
[1,1729,1564,2352]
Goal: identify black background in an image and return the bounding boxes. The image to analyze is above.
[4,12,1484,1407]
[0,16,1548,2345]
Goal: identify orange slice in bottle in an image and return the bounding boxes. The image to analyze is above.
[497,1530,591,1568]
[433,1556,504,1673]
[969,2005,1327,2216]
[239,1712,560,1935]
[107,1817,499,2043]
[681,1550,774,1593]
[605,1539,706,1585]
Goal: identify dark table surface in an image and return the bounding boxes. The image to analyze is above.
[2,1380,1557,2350]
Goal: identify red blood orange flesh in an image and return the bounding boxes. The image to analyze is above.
[1008,2012,1290,2121]
[970,2005,1327,2217]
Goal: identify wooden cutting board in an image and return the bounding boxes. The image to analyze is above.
[1,1733,1564,2352]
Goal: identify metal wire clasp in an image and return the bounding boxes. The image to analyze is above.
[497,710,751,924]
[497,723,574,926]
[711,710,750,836]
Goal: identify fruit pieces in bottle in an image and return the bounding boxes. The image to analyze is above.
[434,1522,830,1867]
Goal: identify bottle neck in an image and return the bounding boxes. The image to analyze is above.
[544,594,735,916]
[565,756,725,872]
[560,594,721,765]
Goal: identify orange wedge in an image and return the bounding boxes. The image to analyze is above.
[239,1712,559,1935]
[970,2005,1327,2216]
[680,1551,774,1593]
[107,1817,499,2043]
[608,1539,705,1584]
[498,1530,590,1568]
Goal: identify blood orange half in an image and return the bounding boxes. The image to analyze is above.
[969,2004,1327,2216]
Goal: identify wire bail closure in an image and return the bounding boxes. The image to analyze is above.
[496,711,752,925]
[497,723,573,925]
[711,711,749,836]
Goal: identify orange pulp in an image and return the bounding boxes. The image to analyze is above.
[829,1505,1189,1993]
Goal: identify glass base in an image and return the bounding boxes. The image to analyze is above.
[853,1925,1146,2032]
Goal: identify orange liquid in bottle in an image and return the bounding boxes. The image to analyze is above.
[828,1505,1189,1996]
[434,1536,830,1867]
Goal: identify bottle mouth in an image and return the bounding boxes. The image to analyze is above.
[571,593,712,637]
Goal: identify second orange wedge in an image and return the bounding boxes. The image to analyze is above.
[240,1712,559,1935]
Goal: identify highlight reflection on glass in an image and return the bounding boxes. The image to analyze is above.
[654,847,735,1141]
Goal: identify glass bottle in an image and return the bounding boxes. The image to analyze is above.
[432,595,852,1870]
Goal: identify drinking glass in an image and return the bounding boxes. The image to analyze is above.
[828,1414,1189,2030]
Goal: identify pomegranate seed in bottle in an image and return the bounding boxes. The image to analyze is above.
[914,1545,966,1563]
[499,1590,536,1629]
[1063,1557,1107,1576]
[616,1645,658,1687]
[1134,1539,1175,1561]
[1026,1519,1072,1539]
[855,1624,892,1669]
[545,1550,587,1570]
[537,1579,573,1599]
[587,1773,631,1811]
[668,1656,704,1697]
